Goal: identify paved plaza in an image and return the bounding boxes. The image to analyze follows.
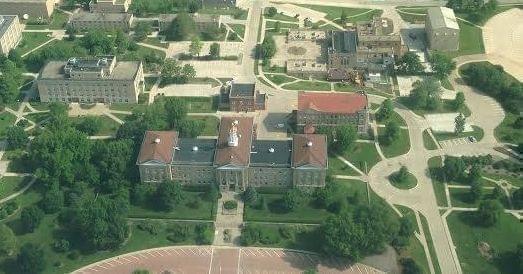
[425,113,473,133]
[74,246,384,274]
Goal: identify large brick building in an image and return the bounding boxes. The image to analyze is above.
[327,17,403,75]
[220,82,266,112]
[0,15,23,55]
[137,117,328,191]
[68,12,133,32]
[37,55,144,104]
[0,0,55,20]
[297,92,369,134]
[425,7,460,51]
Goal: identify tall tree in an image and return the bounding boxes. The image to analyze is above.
[454,113,466,134]
[469,181,482,202]
[430,52,456,79]
[383,121,400,145]
[189,37,203,56]
[5,125,29,149]
[156,181,184,211]
[166,12,196,41]
[17,243,46,274]
[209,42,220,60]
[0,224,16,256]
[477,199,503,226]
[134,22,152,41]
[260,36,276,59]
[376,99,394,122]
[163,97,188,128]
[20,206,44,233]
[396,52,424,75]
[334,124,357,152]
[453,91,465,110]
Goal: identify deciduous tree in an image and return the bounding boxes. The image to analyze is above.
[20,205,44,233]
[477,199,503,226]
[0,224,16,256]
[17,243,46,274]
[454,113,466,134]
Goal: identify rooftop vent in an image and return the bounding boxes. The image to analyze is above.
[192,146,199,151]
[306,141,313,147]
[154,138,161,144]
[268,148,275,153]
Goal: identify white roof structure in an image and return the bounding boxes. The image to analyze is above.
[427,7,459,30]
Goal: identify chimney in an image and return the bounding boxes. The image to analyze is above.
[154,138,160,144]
[306,141,313,147]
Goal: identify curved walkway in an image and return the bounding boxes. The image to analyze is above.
[74,246,384,274]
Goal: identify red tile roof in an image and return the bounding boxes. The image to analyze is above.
[292,134,328,168]
[214,116,254,167]
[298,92,368,114]
[137,131,178,164]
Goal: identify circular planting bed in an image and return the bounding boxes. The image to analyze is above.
[287,46,306,55]
[223,200,238,210]
[389,169,418,190]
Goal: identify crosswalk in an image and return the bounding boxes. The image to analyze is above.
[439,137,472,148]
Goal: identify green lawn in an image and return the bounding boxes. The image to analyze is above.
[428,156,448,207]
[376,111,407,126]
[264,9,299,22]
[24,10,70,30]
[433,125,484,142]
[328,155,360,176]
[244,179,368,223]
[129,190,216,220]
[395,205,419,233]
[441,21,485,59]
[456,5,523,26]
[144,76,158,91]
[262,63,286,73]
[187,116,219,136]
[142,37,169,48]
[70,116,120,136]
[333,83,359,92]
[240,223,321,252]
[420,214,442,274]
[441,77,454,90]
[395,205,431,274]
[0,112,17,137]
[396,8,428,24]
[175,96,217,113]
[229,24,246,38]
[423,129,439,150]
[199,7,248,20]
[281,80,331,91]
[389,171,418,190]
[0,176,30,200]
[494,112,522,144]
[265,74,296,85]
[449,188,510,208]
[265,20,299,29]
[16,32,53,55]
[341,142,381,173]
[397,97,471,117]
[378,128,411,158]
[447,212,523,274]
[25,112,51,124]
[296,4,372,21]
[109,104,148,113]
[483,173,523,188]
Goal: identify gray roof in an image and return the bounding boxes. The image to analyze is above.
[0,15,16,38]
[0,0,49,2]
[39,60,141,80]
[250,140,292,167]
[332,31,358,54]
[172,138,217,166]
[230,83,255,97]
[427,7,459,30]
[70,12,131,22]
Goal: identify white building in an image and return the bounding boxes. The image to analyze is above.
[425,7,460,51]
[0,15,23,55]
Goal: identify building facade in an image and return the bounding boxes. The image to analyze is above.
[136,117,328,191]
[0,0,55,20]
[68,12,133,32]
[297,92,370,134]
[90,0,132,13]
[425,7,459,51]
[37,55,144,104]
[220,82,266,112]
[0,16,23,55]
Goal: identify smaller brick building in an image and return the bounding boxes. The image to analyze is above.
[220,82,266,112]
[297,92,369,134]
[69,12,133,32]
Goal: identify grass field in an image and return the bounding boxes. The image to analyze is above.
[447,212,523,274]
[494,112,523,144]
[394,206,431,274]
[0,112,17,137]
[420,214,442,274]
[396,8,428,24]
[16,32,53,55]
[376,111,407,126]
[0,176,29,200]
[240,223,321,252]
[176,96,217,113]
[433,125,484,142]
[448,188,510,208]
[296,4,372,21]
[244,179,368,223]
[423,129,439,150]
[398,97,471,118]
[70,116,120,136]
[265,74,295,85]
[265,21,299,29]
[389,171,418,190]
[264,9,299,22]
[378,128,411,158]
[281,80,331,91]
[186,116,219,136]
[229,24,246,39]
[441,21,485,59]
[142,37,169,48]
[328,155,361,176]
[428,156,448,207]
[24,10,70,30]
[341,142,381,173]
[333,83,359,92]
[483,173,523,188]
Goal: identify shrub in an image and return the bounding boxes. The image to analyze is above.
[68,250,80,260]
[53,239,70,253]
[279,226,295,239]
[167,224,190,243]
[137,221,159,235]
[223,200,238,210]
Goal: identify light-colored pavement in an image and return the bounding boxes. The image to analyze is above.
[74,246,385,274]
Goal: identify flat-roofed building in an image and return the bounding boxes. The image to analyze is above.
[136,117,328,191]
[297,91,369,134]
[90,0,132,13]
[68,12,133,32]
[220,81,266,112]
[426,7,460,51]
[0,15,23,55]
[0,0,54,20]
[37,55,144,104]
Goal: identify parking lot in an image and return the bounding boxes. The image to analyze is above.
[74,246,384,274]
[439,137,475,148]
